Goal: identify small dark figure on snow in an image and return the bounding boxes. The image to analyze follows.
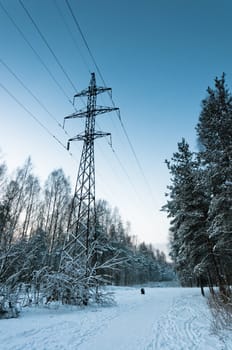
[141,288,145,295]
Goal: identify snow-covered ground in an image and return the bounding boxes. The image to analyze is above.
[0,286,231,349]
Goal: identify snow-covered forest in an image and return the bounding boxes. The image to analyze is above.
[163,74,232,298]
[0,154,173,316]
[2,74,232,349]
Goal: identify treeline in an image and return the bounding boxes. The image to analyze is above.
[0,156,173,307]
[163,74,232,297]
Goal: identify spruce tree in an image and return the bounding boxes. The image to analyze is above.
[196,74,232,294]
[163,139,210,290]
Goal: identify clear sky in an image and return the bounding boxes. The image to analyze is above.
[0,0,232,256]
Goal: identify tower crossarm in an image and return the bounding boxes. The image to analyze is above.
[68,132,111,143]
[64,106,119,121]
[74,86,112,98]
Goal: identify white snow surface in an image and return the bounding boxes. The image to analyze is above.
[0,286,231,349]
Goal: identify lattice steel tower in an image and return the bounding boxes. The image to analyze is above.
[62,73,118,273]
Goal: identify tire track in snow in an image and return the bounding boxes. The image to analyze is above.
[77,288,171,350]
[1,300,133,350]
[152,293,224,350]
[2,319,80,350]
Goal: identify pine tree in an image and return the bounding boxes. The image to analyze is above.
[196,74,232,294]
[163,139,210,290]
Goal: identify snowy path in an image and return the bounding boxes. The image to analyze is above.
[0,287,229,349]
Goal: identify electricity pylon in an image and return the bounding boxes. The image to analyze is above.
[61,73,118,294]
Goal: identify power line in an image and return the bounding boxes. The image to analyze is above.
[1,1,129,200]
[19,0,78,93]
[0,76,116,201]
[0,57,70,137]
[0,0,73,105]
[65,0,157,206]
[116,110,156,202]
[1,0,88,134]
[0,79,120,202]
[64,0,102,82]
[0,2,152,212]
[53,0,91,75]
[52,0,90,111]
[43,1,153,206]
[55,0,140,202]
[2,0,156,210]
[95,121,143,202]
[0,81,72,155]
[110,144,144,203]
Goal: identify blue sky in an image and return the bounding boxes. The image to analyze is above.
[0,0,232,255]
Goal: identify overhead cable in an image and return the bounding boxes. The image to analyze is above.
[0,82,72,156]
[53,0,91,75]
[0,82,115,199]
[0,57,70,137]
[19,0,78,93]
[0,0,73,105]
[65,0,157,205]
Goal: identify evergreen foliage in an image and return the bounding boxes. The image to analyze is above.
[164,74,232,297]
